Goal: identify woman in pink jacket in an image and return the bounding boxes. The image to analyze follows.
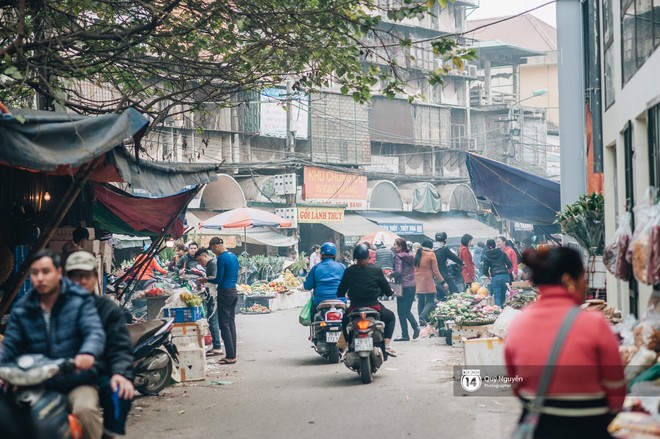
[505,247,625,438]
[413,240,446,326]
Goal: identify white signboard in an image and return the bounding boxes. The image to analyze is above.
[260,88,309,139]
[365,155,400,174]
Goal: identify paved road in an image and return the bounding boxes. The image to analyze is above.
[127,303,519,439]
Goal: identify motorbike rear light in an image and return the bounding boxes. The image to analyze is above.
[325,311,342,321]
[356,319,370,330]
[319,322,328,327]
[68,414,83,439]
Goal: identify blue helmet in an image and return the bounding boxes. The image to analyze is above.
[320,242,337,256]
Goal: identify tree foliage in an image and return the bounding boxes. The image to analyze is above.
[0,0,475,127]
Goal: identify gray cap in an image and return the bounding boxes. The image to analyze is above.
[65,251,96,272]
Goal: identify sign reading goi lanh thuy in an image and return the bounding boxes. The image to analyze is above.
[297,206,345,223]
[303,166,367,210]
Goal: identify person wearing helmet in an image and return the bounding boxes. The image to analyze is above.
[373,239,394,270]
[303,242,347,317]
[433,231,463,296]
[336,244,398,357]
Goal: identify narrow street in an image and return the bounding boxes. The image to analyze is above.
[127,305,519,439]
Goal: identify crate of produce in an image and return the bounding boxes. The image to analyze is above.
[164,306,203,323]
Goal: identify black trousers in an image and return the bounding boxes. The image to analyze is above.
[217,288,238,359]
[342,303,396,340]
[439,270,460,295]
[417,294,436,325]
[396,286,418,338]
[519,409,615,438]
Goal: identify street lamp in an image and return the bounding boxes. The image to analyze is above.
[506,89,550,163]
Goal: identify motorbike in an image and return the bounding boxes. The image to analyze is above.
[309,300,345,363]
[0,354,85,439]
[342,307,387,384]
[128,317,179,395]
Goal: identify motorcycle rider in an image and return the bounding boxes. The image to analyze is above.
[303,243,346,319]
[65,251,135,439]
[0,249,105,439]
[433,232,463,296]
[336,244,397,357]
[373,239,394,270]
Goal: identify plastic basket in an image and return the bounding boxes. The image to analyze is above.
[164,306,203,323]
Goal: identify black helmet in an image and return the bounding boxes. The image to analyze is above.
[435,232,447,242]
[353,244,370,261]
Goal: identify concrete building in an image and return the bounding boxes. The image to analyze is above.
[598,0,660,317]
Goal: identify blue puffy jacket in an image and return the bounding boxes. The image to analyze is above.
[304,258,346,309]
[0,278,106,392]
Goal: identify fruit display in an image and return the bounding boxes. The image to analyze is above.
[268,280,289,294]
[430,293,501,326]
[237,284,252,294]
[179,292,203,307]
[283,269,303,289]
[244,304,271,314]
[507,293,538,310]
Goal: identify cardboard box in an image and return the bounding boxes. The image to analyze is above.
[462,336,507,377]
[171,347,206,382]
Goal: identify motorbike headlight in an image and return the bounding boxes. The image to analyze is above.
[0,363,60,386]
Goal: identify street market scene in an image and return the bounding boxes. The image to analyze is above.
[0,0,659,438]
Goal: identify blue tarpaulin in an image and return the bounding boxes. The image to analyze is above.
[466,153,560,226]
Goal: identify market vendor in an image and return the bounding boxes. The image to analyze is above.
[176,241,200,274]
[133,249,167,290]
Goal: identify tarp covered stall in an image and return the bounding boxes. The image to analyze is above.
[466,153,560,225]
[200,174,246,210]
[93,183,197,238]
[438,183,479,213]
[413,183,443,213]
[402,212,500,246]
[367,180,404,211]
[323,213,387,246]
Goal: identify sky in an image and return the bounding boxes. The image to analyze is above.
[467,0,557,27]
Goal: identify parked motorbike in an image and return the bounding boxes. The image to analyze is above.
[128,318,179,395]
[0,354,85,439]
[342,307,387,384]
[310,300,345,363]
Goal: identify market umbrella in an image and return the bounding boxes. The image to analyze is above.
[201,207,293,251]
[359,230,401,248]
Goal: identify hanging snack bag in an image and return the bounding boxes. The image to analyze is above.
[646,204,660,285]
[604,212,632,280]
[627,188,657,265]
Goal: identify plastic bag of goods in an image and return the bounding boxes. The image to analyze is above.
[631,202,659,285]
[603,212,632,280]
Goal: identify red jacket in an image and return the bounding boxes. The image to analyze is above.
[459,245,475,283]
[504,246,518,277]
[505,286,625,415]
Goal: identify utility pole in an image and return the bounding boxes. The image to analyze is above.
[285,81,299,255]
[557,0,587,206]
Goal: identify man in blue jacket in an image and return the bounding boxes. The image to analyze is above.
[304,242,346,318]
[0,249,106,439]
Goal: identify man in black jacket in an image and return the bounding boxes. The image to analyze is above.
[0,249,105,439]
[433,232,463,296]
[480,239,512,307]
[66,252,134,439]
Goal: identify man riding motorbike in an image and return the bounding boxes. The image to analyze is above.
[336,244,398,357]
[303,242,346,317]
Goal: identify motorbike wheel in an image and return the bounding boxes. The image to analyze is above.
[328,345,340,364]
[359,356,373,384]
[136,353,173,396]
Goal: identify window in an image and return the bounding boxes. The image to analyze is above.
[623,122,639,316]
[621,0,660,83]
[604,0,616,107]
[649,103,660,187]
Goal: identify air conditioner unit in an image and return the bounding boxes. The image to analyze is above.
[467,65,478,77]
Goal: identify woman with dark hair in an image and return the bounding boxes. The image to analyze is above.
[505,247,625,439]
[392,238,419,341]
[414,240,446,326]
[459,234,475,290]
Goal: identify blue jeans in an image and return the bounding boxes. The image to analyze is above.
[98,375,132,436]
[205,296,222,350]
[489,274,509,307]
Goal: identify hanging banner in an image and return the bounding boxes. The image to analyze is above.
[297,206,345,223]
[303,166,368,210]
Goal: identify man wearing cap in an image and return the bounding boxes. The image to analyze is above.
[66,252,134,439]
[208,237,239,364]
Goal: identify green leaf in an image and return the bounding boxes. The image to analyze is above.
[4,66,22,80]
[340,85,349,95]
[426,0,435,8]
